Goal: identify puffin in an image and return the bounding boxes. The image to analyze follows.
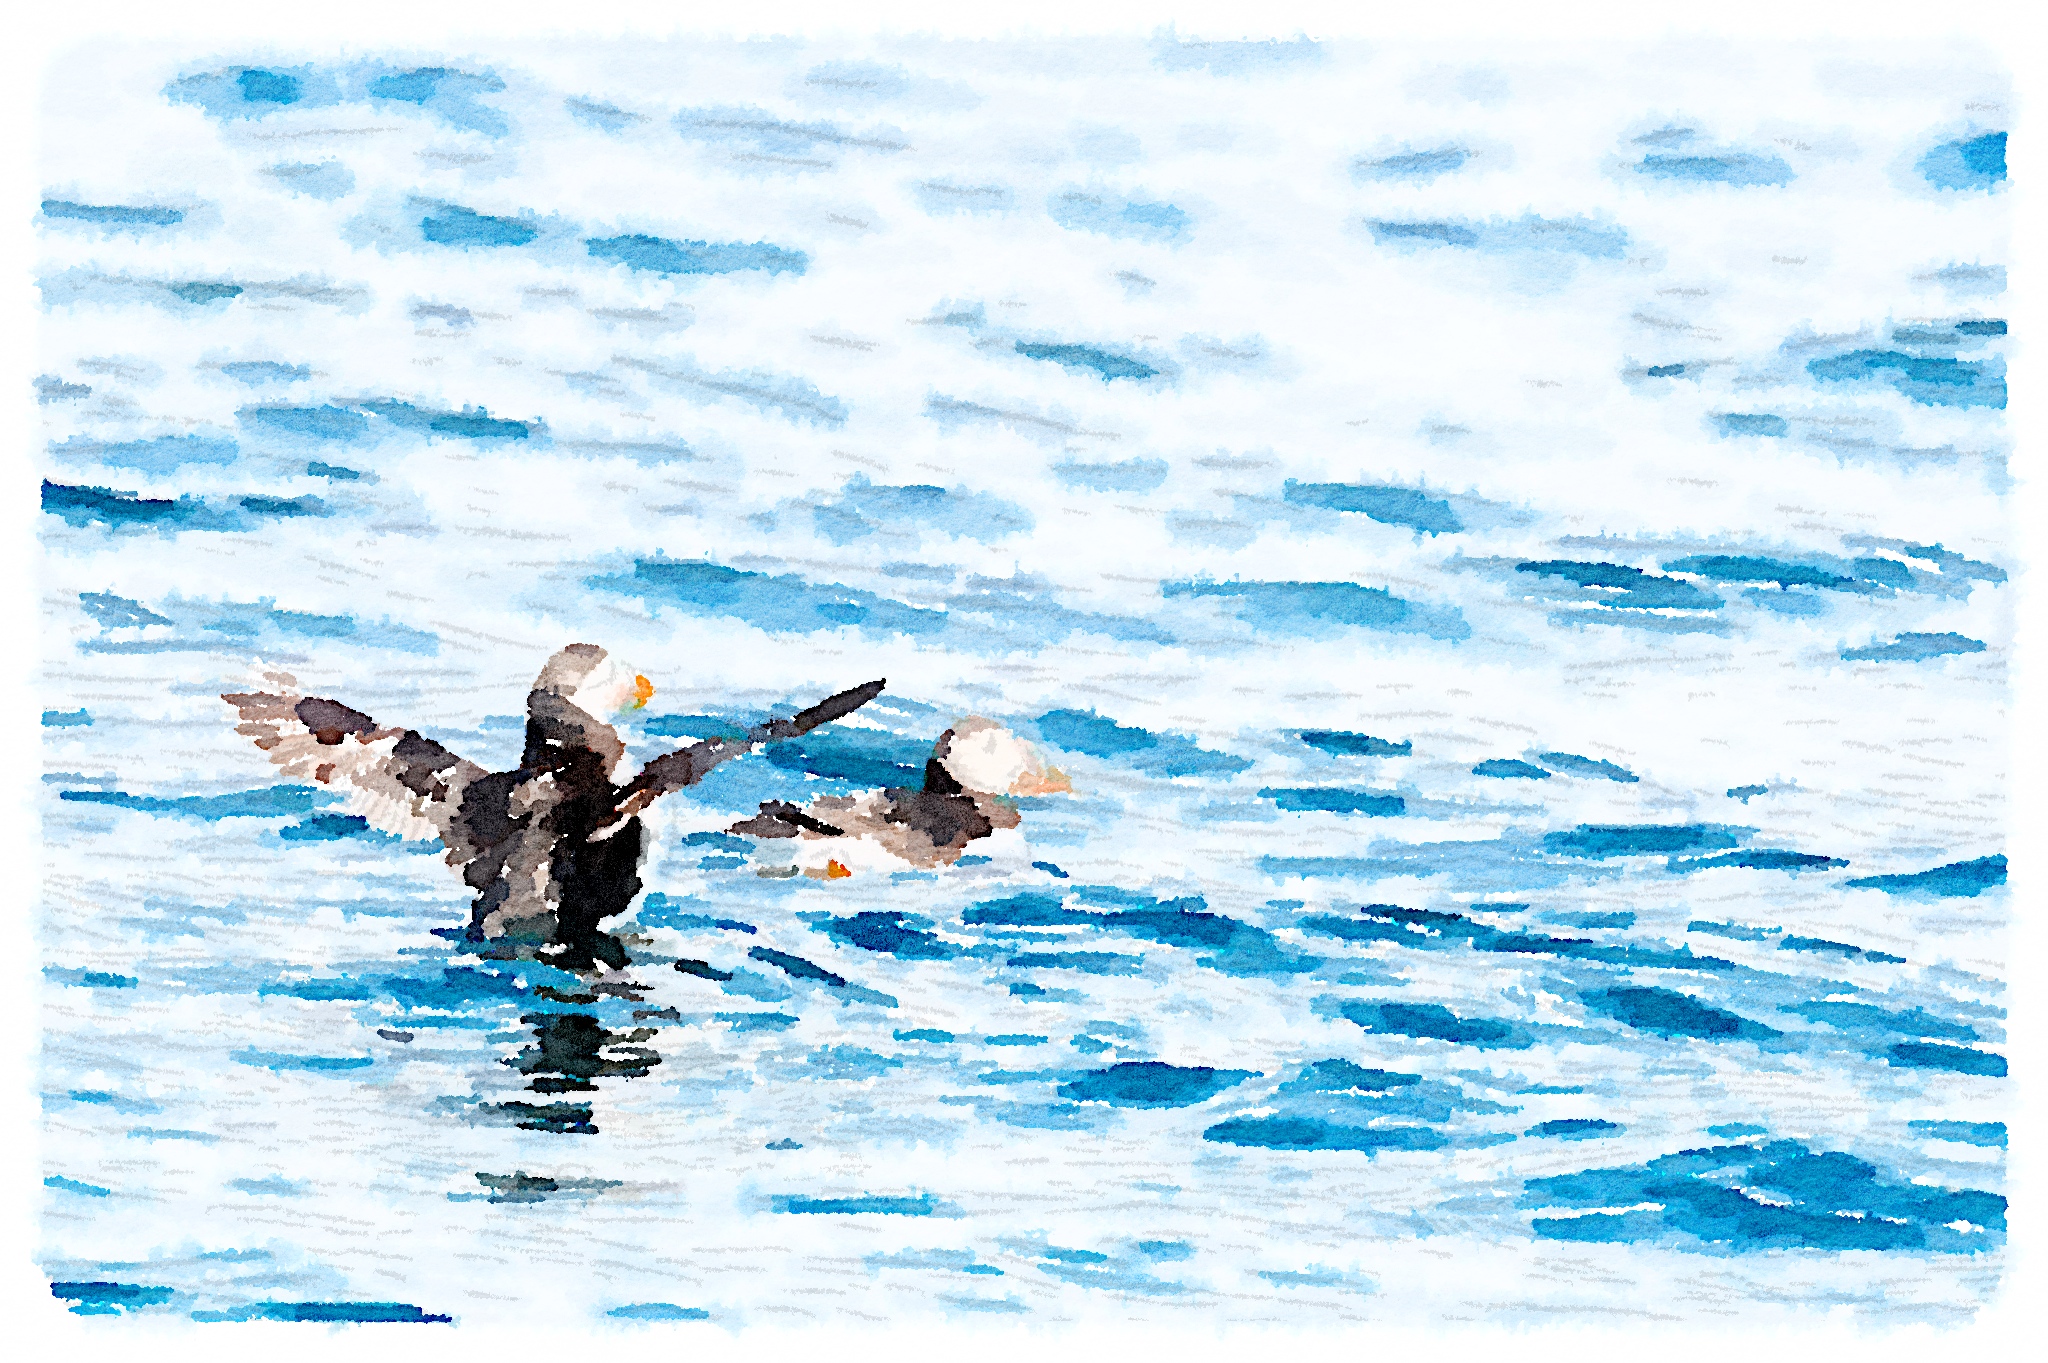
[730,716,1072,873]
[223,644,884,971]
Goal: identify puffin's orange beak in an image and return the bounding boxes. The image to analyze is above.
[630,674,654,709]
[1011,765,1074,796]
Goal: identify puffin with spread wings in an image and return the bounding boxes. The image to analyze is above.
[223,644,884,972]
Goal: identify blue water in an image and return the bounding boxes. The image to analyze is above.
[34,34,2010,1330]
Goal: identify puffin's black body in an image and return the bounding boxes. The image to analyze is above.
[452,763,646,972]
[223,646,884,973]
[731,756,1000,856]
[538,813,648,973]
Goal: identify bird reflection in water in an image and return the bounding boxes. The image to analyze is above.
[493,1009,663,1135]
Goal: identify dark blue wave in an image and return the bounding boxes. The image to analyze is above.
[1473,759,1548,780]
[1919,131,2006,191]
[1203,1117,1445,1152]
[42,481,327,533]
[1516,560,1721,611]
[1300,730,1411,756]
[1163,579,1471,641]
[1058,1062,1253,1107]
[1584,986,1780,1042]
[61,786,323,819]
[588,558,949,638]
[964,890,1315,978]
[1334,999,1531,1048]
[1523,1140,2003,1252]
[42,200,185,227]
[1260,787,1406,815]
[1536,752,1637,782]
[1014,341,1160,382]
[1846,855,2005,897]
[1284,480,1462,533]
[586,233,806,276]
[1035,709,1250,776]
[1840,632,1986,662]
[1545,824,1741,858]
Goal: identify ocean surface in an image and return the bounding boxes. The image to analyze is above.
[35,34,2010,1328]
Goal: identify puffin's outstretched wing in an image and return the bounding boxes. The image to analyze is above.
[610,677,887,820]
[222,684,488,845]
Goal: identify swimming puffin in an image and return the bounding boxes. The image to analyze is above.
[223,645,884,970]
[730,716,1071,873]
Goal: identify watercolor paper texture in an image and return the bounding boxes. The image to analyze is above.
[34,30,2012,1329]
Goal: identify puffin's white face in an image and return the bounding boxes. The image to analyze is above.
[568,654,654,719]
[941,718,1073,796]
